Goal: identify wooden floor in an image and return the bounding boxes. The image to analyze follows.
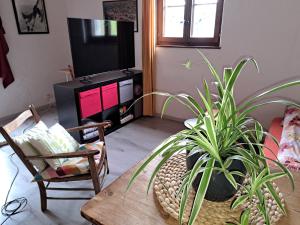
[277,172,300,225]
[0,107,184,225]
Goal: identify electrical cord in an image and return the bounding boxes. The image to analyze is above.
[0,115,48,224]
[1,153,28,225]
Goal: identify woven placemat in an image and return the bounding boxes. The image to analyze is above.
[153,154,284,225]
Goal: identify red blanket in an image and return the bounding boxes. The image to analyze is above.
[0,17,14,88]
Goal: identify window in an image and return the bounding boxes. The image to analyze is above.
[157,0,224,47]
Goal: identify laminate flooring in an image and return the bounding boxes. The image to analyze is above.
[0,107,184,225]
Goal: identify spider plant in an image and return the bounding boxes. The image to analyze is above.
[127,50,300,225]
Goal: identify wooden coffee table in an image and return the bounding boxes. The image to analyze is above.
[81,158,300,225]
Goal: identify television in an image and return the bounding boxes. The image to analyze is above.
[67,18,135,78]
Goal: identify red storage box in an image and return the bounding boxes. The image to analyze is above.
[102,83,119,110]
[79,88,102,118]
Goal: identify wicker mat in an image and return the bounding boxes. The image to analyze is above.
[153,154,284,225]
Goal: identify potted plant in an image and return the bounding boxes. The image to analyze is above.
[127,51,299,225]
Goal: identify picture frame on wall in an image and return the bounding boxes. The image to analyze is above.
[12,0,49,34]
[103,0,138,32]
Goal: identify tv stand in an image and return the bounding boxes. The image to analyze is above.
[122,69,134,76]
[54,70,143,143]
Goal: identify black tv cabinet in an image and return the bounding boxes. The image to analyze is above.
[53,70,143,143]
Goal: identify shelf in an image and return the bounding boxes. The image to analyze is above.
[54,70,143,144]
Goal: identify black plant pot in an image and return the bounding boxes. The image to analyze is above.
[186,152,246,202]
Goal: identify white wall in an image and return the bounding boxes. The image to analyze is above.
[65,0,104,19]
[155,0,300,127]
[64,0,143,70]
[0,0,142,119]
[3,0,298,128]
[0,0,71,118]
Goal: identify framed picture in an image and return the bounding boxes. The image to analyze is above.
[12,0,49,34]
[103,0,138,32]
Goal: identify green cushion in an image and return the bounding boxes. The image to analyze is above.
[27,122,80,170]
[13,121,48,171]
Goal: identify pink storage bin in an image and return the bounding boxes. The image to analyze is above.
[102,83,119,110]
[79,88,102,118]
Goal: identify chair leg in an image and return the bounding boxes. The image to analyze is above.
[105,154,109,175]
[88,156,101,194]
[37,181,47,212]
[91,174,101,194]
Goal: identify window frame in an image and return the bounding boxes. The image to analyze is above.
[156,0,224,48]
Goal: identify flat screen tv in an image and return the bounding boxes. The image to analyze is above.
[67,18,135,78]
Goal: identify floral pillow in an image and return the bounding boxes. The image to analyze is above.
[27,129,65,169]
[48,123,80,153]
[278,107,300,170]
[13,121,48,171]
[27,122,80,170]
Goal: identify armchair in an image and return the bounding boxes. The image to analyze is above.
[0,105,110,211]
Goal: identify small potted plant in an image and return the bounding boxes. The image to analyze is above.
[127,51,299,225]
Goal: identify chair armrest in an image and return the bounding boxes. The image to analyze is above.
[26,150,99,160]
[0,140,8,148]
[66,121,111,133]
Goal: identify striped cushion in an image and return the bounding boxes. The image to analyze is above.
[34,142,104,181]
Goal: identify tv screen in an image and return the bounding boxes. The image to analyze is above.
[67,18,135,78]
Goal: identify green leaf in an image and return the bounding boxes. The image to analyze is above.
[146,146,184,194]
[203,80,213,110]
[218,89,237,136]
[226,57,259,94]
[179,184,189,224]
[231,195,248,209]
[161,96,174,118]
[184,133,219,161]
[196,88,214,120]
[177,170,191,196]
[240,209,250,225]
[255,122,264,143]
[251,168,269,194]
[196,49,224,97]
[186,154,210,190]
[265,182,287,215]
[255,172,287,190]
[203,116,218,152]
[228,151,260,171]
[224,158,233,169]
[224,170,238,190]
[179,154,210,224]
[188,158,215,225]
[256,189,270,225]
[258,155,295,191]
[239,80,300,111]
[127,135,181,190]
[230,170,246,178]
[239,100,300,119]
[223,67,233,85]
[128,91,199,117]
[253,80,300,100]
[184,94,205,117]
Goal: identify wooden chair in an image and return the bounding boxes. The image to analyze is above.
[0,105,111,211]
